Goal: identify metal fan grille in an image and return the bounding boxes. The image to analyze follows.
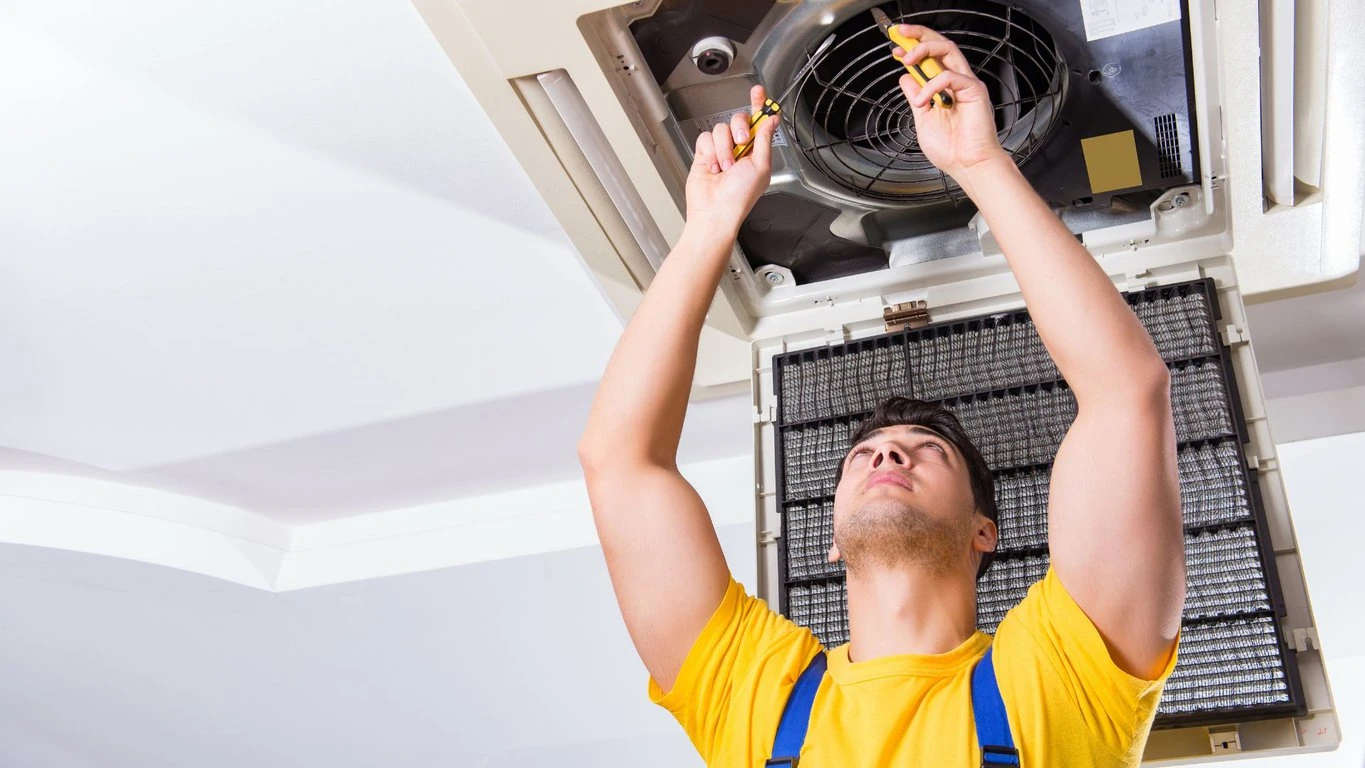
[791,2,1065,203]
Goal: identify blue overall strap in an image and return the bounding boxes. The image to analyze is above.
[766,651,827,767]
[971,648,1020,766]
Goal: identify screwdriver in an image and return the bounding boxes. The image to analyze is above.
[732,34,836,160]
[871,8,953,109]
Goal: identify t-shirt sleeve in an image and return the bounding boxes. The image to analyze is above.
[993,566,1179,763]
[647,577,821,764]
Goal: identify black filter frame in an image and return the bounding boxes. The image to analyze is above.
[770,278,1305,728]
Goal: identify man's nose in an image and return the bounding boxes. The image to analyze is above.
[871,444,908,468]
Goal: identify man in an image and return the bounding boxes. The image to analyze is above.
[578,26,1184,767]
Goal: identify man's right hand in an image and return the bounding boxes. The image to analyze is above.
[683,85,779,237]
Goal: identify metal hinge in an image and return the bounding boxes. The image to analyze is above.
[1289,627,1321,652]
[884,300,930,332]
[1220,323,1250,346]
[1209,726,1241,754]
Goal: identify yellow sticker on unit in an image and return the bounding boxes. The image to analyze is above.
[1080,130,1143,194]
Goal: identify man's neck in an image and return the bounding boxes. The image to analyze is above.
[845,565,978,662]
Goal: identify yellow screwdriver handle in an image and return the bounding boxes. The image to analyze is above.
[733,97,781,160]
[885,26,953,108]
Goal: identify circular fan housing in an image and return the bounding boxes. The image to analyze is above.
[792,2,1065,204]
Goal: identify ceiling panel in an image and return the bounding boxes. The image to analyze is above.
[0,0,621,472]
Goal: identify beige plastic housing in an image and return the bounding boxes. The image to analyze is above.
[419,0,1361,395]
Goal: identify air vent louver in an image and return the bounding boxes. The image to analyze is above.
[1156,112,1185,178]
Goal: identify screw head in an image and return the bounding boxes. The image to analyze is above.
[765,271,785,285]
[1172,193,1190,208]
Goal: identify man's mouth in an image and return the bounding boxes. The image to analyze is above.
[866,472,912,491]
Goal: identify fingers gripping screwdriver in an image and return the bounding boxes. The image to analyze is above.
[733,34,836,160]
[871,8,953,109]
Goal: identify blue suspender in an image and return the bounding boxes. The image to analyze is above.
[971,649,1020,766]
[766,647,1019,767]
[766,651,827,766]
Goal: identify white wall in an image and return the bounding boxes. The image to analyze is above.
[0,454,760,768]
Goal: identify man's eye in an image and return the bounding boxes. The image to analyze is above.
[922,442,946,455]
[852,448,872,458]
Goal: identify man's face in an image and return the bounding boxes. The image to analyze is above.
[828,424,992,574]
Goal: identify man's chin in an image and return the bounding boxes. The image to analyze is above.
[840,498,926,535]
[836,520,967,574]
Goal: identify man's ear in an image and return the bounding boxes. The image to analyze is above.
[973,515,998,555]
[827,542,842,564]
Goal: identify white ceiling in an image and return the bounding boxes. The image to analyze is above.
[1245,278,1365,373]
[0,0,627,517]
[0,0,1362,526]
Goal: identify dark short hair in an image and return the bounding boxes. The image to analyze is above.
[835,397,998,579]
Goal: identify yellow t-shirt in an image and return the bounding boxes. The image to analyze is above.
[649,567,1177,767]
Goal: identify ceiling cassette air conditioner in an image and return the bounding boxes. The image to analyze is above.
[423,0,1363,760]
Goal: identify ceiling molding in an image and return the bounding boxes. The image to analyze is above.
[0,456,755,592]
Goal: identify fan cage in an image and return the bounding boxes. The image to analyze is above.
[787,2,1066,203]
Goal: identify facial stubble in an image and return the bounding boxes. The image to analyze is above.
[835,493,977,576]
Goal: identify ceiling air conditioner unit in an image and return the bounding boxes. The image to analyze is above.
[418,0,1361,761]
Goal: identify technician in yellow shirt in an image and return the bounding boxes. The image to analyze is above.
[578,24,1183,767]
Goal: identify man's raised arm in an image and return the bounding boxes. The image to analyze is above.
[896,27,1184,678]
[577,88,779,691]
